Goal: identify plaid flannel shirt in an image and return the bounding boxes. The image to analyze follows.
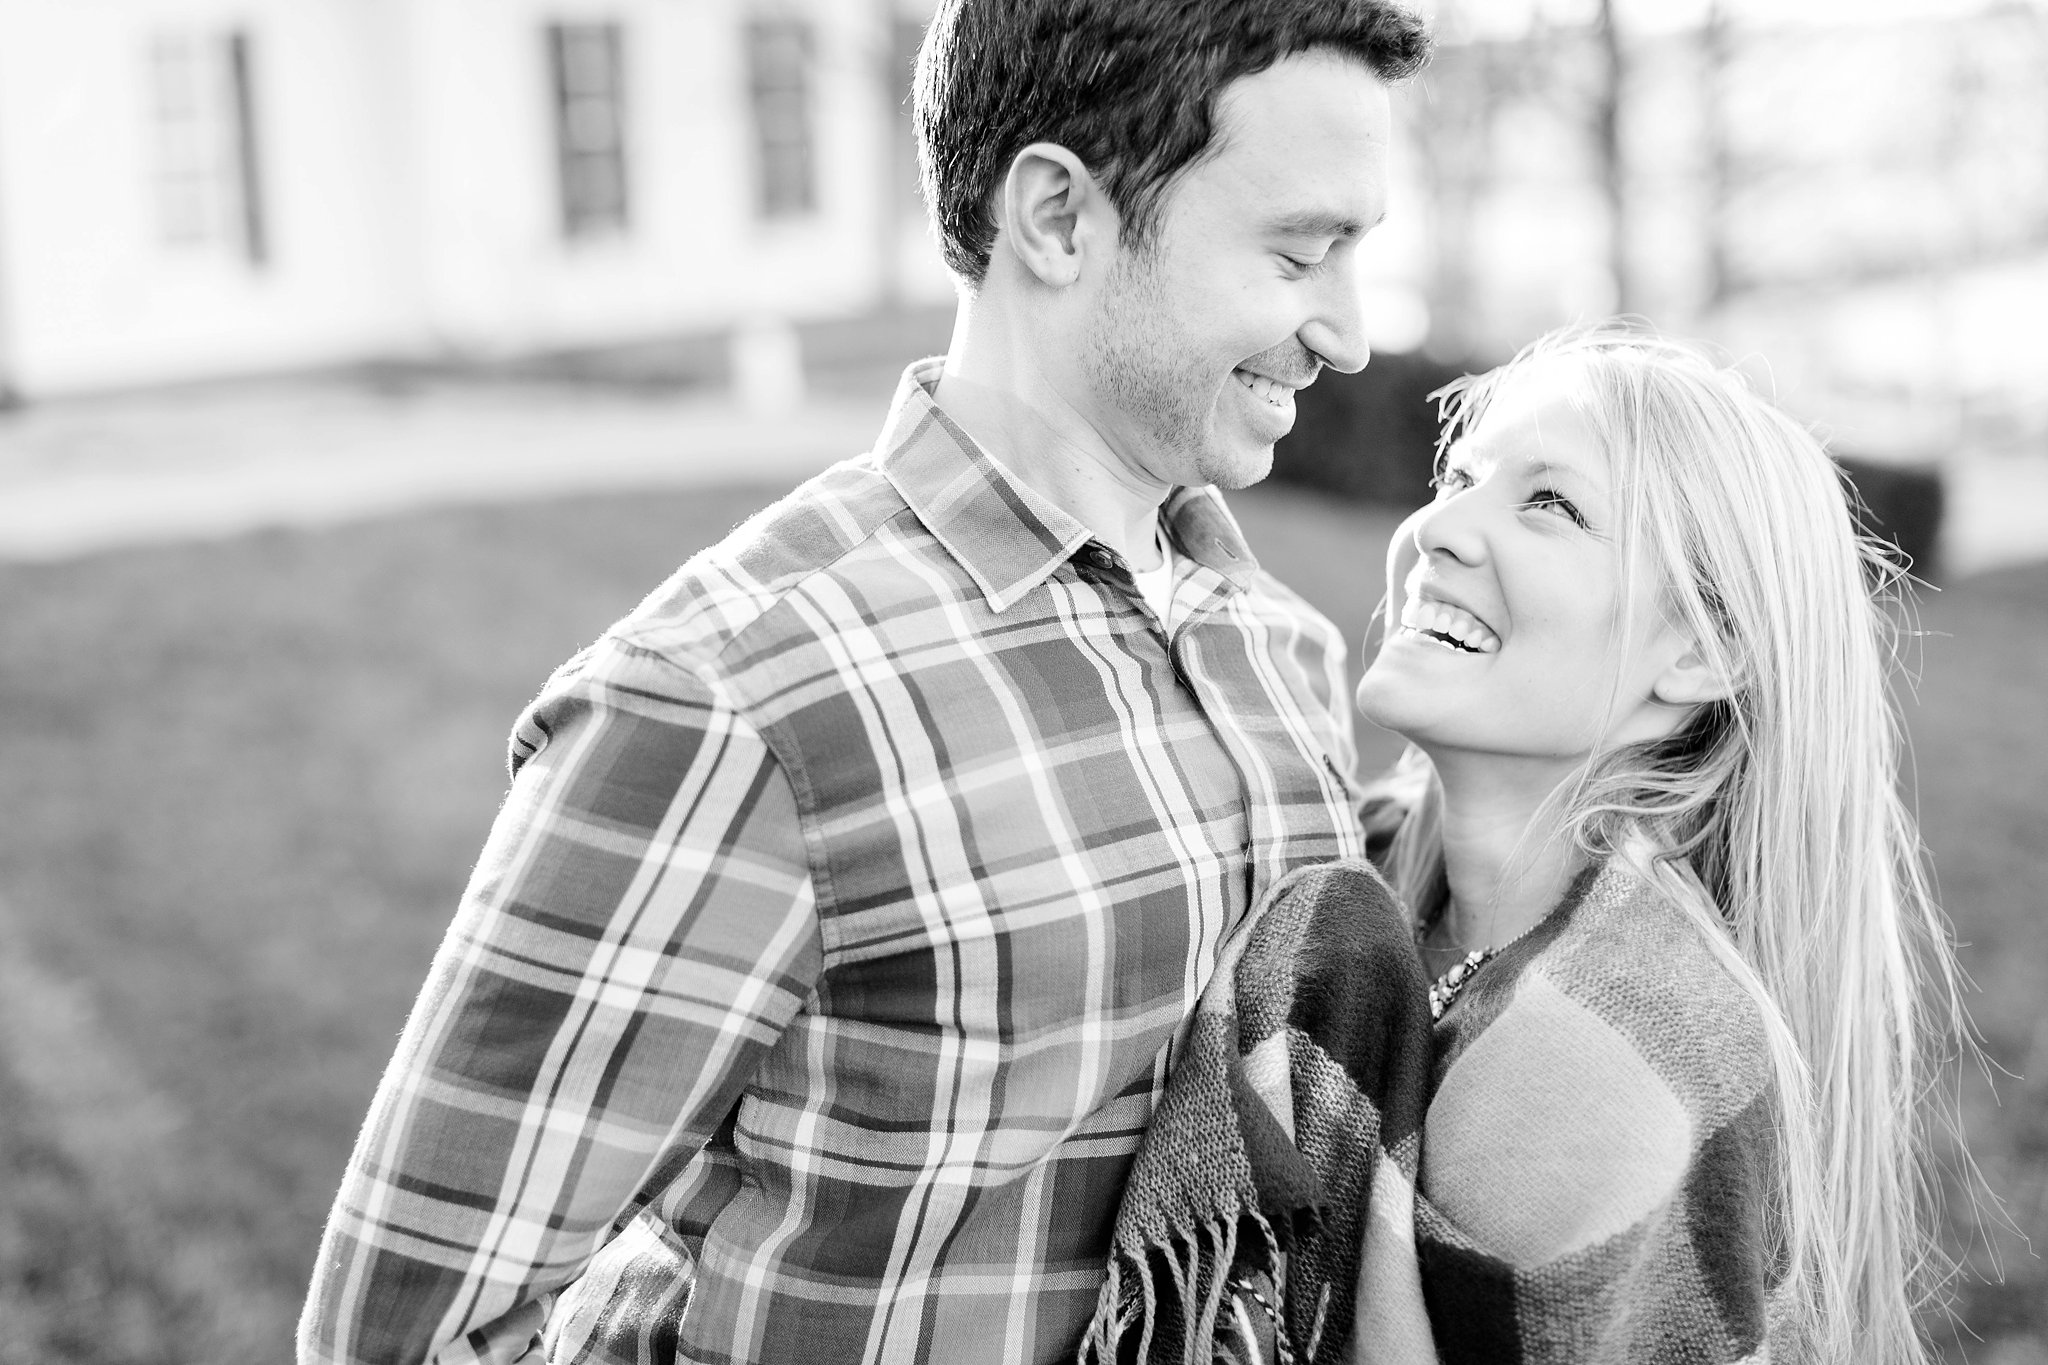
[299,361,1365,1365]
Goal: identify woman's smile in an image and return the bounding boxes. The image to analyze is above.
[1394,585,1501,654]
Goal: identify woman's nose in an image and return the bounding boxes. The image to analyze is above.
[1409,486,1488,566]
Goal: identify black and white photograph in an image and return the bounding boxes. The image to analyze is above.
[0,1,2040,1363]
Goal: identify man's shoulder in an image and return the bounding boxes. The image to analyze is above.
[611,456,912,669]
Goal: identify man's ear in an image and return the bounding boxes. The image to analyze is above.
[1651,643,1735,708]
[997,142,1114,288]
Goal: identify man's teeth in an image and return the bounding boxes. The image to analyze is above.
[1398,599,1500,654]
[1234,369,1292,406]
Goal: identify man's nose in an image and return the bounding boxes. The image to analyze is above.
[1298,261,1370,375]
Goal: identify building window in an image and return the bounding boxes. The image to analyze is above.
[149,30,266,265]
[746,19,816,219]
[549,22,631,239]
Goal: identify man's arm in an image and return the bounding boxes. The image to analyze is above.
[298,636,820,1365]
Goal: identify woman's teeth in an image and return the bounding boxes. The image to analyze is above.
[1398,598,1500,654]
[1234,369,1291,407]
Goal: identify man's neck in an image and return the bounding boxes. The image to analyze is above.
[932,297,1173,568]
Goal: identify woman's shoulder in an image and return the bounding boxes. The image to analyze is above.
[1420,860,1777,1272]
[1441,863,1777,1146]
[1530,859,1773,1113]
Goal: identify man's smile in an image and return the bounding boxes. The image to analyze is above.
[1233,368,1297,407]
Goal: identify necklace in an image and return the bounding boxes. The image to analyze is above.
[1417,869,1589,1021]
[1426,945,1498,1021]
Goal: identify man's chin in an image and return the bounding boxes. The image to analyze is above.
[1198,439,1277,491]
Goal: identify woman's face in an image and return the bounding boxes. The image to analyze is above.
[1355,373,1698,771]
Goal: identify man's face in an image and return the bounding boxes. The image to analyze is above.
[1078,50,1391,491]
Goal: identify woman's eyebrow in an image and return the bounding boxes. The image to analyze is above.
[1523,457,1597,484]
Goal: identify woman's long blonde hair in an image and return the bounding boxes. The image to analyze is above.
[1366,324,1969,1364]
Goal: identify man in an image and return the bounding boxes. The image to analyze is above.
[299,2,1429,1361]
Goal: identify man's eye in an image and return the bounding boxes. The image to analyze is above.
[1281,255,1326,277]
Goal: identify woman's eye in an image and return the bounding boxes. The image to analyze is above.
[1527,488,1585,525]
[1428,467,1473,496]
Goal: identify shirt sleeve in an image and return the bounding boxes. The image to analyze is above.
[298,635,821,1365]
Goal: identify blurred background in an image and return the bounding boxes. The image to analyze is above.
[0,0,2041,1361]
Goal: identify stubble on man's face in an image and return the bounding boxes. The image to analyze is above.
[1080,238,1279,492]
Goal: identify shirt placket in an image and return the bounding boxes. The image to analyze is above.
[1169,559,1343,918]
[1072,541,1263,891]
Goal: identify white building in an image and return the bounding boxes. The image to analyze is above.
[0,0,952,399]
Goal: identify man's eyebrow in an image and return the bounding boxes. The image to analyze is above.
[1261,208,1385,240]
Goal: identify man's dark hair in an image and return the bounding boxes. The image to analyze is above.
[912,0,1432,287]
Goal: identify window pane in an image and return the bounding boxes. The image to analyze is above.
[746,20,815,219]
[150,32,220,248]
[152,37,199,119]
[549,23,630,238]
[148,28,264,264]
[561,29,615,97]
[565,96,619,153]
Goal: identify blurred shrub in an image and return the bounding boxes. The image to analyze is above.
[1272,351,1473,509]
[1836,455,1946,583]
[1273,353,1947,583]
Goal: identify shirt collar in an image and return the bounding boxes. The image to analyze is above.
[1161,485,1261,590]
[876,359,1262,612]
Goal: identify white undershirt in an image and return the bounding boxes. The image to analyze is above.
[1130,525,1177,630]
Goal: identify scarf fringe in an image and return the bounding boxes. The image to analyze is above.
[1078,1210,1277,1365]
[1302,1279,1332,1360]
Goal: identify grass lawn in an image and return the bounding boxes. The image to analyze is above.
[0,480,2039,1364]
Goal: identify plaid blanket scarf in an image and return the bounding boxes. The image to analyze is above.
[1352,858,1788,1365]
[1084,856,1789,1365]
[1079,859,1434,1365]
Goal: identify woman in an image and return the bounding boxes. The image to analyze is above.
[1084,324,1968,1365]
[1345,324,1968,1364]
